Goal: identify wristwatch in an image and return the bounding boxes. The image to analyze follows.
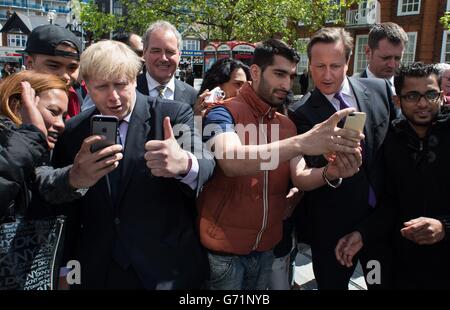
[322,164,342,189]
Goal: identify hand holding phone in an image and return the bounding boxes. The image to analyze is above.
[90,115,119,152]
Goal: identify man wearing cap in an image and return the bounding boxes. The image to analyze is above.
[24,24,85,118]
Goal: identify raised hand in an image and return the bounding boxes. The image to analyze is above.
[299,108,364,156]
[69,135,123,189]
[19,81,47,136]
[325,148,363,180]
[144,117,190,178]
[193,89,212,116]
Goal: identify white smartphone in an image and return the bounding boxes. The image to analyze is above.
[90,115,118,152]
[343,112,366,132]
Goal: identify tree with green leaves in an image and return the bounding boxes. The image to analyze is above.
[81,0,362,45]
[441,11,450,31]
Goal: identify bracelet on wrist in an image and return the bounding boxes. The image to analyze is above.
[322,164,342,189]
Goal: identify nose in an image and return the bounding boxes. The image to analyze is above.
[108,88,120,101]
[160,51,168,61]
[417,96,429,107]
[54,116,65,132]
[59,72,71,85]
[282,76,293,91]
[323,67,332,79]
[387,58,396,69]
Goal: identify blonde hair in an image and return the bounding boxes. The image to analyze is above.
[0,70,68,125]
[80,40,142,82]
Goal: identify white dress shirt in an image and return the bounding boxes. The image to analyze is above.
[366,67,396,95]
[323,78,359,112]
[146,72,176,100]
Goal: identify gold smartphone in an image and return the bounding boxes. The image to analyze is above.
[343,112,366,132]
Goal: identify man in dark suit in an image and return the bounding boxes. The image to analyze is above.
[354,22,407,97]
[288,27,396,290]
[136,20,197,106]
[52,40,215,289]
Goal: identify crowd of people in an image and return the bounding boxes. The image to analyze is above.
[1,19,449,290]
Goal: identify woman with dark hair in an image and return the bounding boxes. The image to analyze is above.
[199,58,251,97]
[194,58,251,115]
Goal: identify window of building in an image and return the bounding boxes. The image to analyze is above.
[296,38,310,74]
[402,32,417,65]
[397,0,421,16]
[353,35,368,74]
[447,0,450,11]
[113,0,123,16]
[7,34,27,48]
[441,31,450,63]
[182,39,200,51]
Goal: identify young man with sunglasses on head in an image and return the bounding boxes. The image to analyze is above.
[335,62,450,289]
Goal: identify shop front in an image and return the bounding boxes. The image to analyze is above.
[180,50,204,79]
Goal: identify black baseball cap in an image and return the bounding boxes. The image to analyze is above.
[24,24,81,60]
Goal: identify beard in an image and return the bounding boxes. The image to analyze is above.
[256,76,288,108]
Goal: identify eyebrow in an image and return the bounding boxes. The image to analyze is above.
[273,68,290,74]
[44,59,63,65]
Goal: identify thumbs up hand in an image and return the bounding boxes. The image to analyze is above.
[144,117,190,177]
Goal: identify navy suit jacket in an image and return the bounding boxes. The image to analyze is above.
[52,92,214,289]
[136,72,197,107]
[288,77,395,247]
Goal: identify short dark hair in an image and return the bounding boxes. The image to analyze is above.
[112,32,132,45]
[368,22,408,49]
[252,39,299,72]
[307,27,353,62]
[394,62,441,95]
[199,58,251,95]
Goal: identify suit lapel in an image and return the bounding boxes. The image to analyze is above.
[137,73,149,96]
[174,79,185,102]
[361,69,368,78]
[115,93,152,205]
[309,88,338,123]
[348,77,374,165]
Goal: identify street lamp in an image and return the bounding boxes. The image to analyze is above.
[47,10,57,24]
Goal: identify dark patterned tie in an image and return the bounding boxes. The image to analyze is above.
[156,85,166,98]
[108,121,124,201]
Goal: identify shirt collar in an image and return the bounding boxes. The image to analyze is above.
[122,95,136,123]
[366,66,394,85]
[323,77,352,103]
[146,71,175,93]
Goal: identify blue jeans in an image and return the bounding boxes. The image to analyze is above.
[206,250,274,290]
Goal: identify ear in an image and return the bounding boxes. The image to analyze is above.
[250,64,261,83]
[392,95,401,108]
[365,45,371,59]
[25,55,33,69]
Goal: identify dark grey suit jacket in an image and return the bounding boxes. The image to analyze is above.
[288,77,395,247]
[353,69,368,79]
[136,72,197,107]
[52,92,214,289]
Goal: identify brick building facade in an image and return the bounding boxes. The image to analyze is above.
[296,0,450,74]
